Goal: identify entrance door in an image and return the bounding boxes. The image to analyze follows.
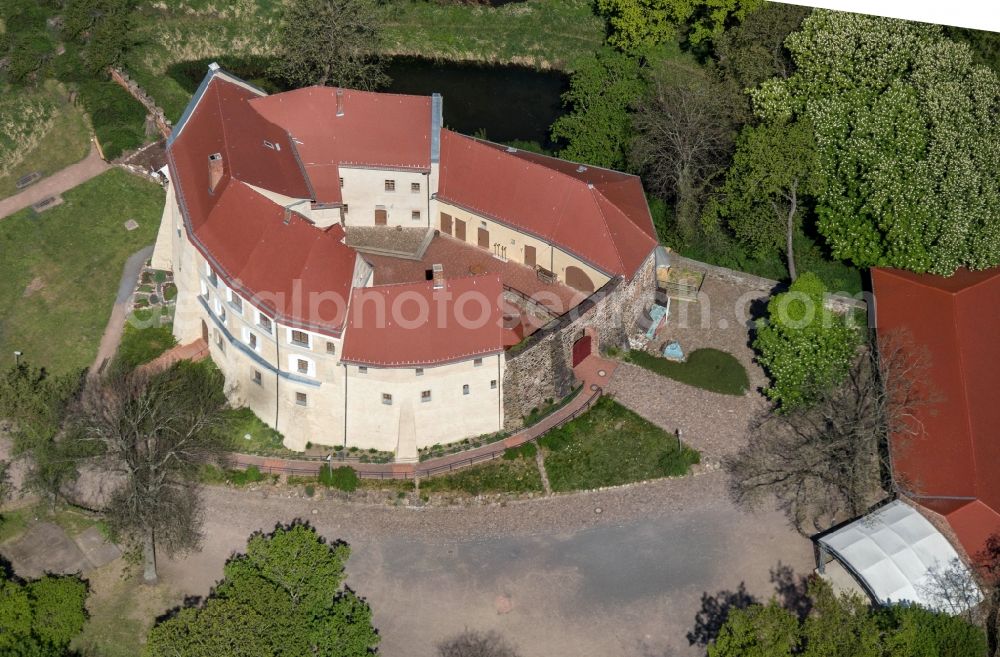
[201,320,209,343]
[375,208,387,226]
[524,245,536,268]
[572,335,592,367]
[455,218,466,241]
[440,213,452,235]
[478,227,489,249]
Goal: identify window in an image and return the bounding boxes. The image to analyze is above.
[480,220,487,229]
[248,333,258,351]
[415,368,424,376]
[342,204,349,214]
[382,393,392,405]
[490,380,497,389]
[462,384,470,395]
[258,314,272,334]
[200,280,208,298]
[326,341,336,355]
[421,390,432,403]
[384,179,395,192]
[263,139,279,150]
[297,358,309,374]
[253,370,262,385]
[290,330,309,348]
[339,177,344,188]
[214,330,225,352]
[359,366,368,374]
[411,182,420,193]
[295,392,308,406]
[229,291,243,314]
[474,358,483,367]
[411,210,421,221]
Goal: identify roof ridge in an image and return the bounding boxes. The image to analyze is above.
[256,86,435,104]
[587,186,625,273]
[364,271,502,292]
[464,131,641,181]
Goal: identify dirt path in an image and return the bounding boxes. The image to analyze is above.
[89,245,154,375]
[0,142,110,220]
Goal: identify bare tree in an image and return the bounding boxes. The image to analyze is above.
[725,332,933,533]
[630,65,744,242]
[437,630,522,657]
[74,362,229,583]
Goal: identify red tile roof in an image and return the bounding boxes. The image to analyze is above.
[873,266,1000,558]
[437,130,658,279]
[251,87,433,204]
[341,275,507,366]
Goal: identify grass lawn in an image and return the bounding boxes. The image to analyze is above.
[0,80,92,199]
[0,169,164,374]
[222,407,299,458]
[539,396,700,492]
[624,348,750,396]
[115,323,177,369]
[419,449,543,496]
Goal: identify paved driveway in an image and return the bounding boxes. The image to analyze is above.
[159,472,811,657]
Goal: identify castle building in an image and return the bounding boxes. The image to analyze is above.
[152,64,659,457]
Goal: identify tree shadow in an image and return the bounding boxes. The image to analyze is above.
[770,562,812,621]
[686,581,758,647]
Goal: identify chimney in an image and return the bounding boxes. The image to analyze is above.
[208,152,223,193]
[336,89,344,117]
[432,263,444,290]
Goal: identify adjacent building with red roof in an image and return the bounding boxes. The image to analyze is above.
[151,64,658,456]
[872,266,1000,561]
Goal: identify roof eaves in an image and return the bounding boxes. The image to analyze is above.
[168,65,220,147]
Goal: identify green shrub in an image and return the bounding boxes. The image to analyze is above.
[116,324,176,369]
[319,465,358,492]
[228,465,266,486]
[76,77,147,160]
[163,283,177,301]
[503,442,537,460]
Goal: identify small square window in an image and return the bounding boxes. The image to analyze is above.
[415,368,424,376]
[359,366,368,374]
[490,380,497,389]
[474,358,483,367]
[297,359,309,374]
[342,204,349,214]
[421,390,431,403]
[326,341,336,355]
[382,393,392,405]
[253,370,262,385]
[384,180,396,192]
[480,220,487,229]
[230,294,243,314]
[411,182,420,193]
[249,333,258,350]
[339,177,344,188]
[291,330,309,347]
[296,392,308,406]
[462,384,470,395]
[411,210,421,221]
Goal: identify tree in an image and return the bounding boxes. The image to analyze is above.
[549,48,646,170]
[0,569,88,657]
[728,332,930,532]
[709,578,987,657]
[146,521,379,657]
[596,0,763,53]
[270,0,388,90]
[752,272,859,410]
[630,64,744,242]
[712,1,810,91]
[74,361,229,583]
[61,0,137,73]
[752,11,1000,275]
[709,120,816,280]
[438,630,522,657]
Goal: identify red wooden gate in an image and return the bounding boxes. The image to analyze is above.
[572,335,592,367]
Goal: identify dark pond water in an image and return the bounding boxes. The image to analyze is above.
[168,56,568,147]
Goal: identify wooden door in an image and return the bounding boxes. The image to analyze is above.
[440,213,452,235]
[524,245,536,268]
[478,227,489,249]
[375,208,387,226]
[455,218,466,241]
[572,335,592,367]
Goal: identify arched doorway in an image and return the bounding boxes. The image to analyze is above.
[572,334,592,367]
[565,266,595,293]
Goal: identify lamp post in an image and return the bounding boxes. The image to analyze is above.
[13,351,22,367]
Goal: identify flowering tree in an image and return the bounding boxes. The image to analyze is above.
[753,11,1000,275]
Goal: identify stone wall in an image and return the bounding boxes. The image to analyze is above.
[108,67,172,140]
[502,253,655,429]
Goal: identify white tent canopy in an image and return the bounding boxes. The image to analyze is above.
[817,500,981,613]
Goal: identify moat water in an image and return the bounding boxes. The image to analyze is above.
[168,56,568,148]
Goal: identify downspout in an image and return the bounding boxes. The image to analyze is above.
[426,172,431,228]
[343,363,348,448]
[496,353,502,430]
[274,326,281,430]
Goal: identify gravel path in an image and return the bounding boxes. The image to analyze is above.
[155,472,812,657]
[0,142,110,220]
